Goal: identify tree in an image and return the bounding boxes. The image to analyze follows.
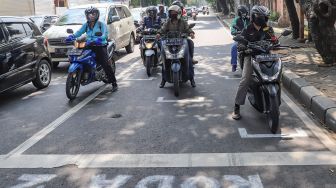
[284,0,300,39]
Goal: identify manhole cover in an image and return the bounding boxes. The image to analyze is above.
[110,114,122,118]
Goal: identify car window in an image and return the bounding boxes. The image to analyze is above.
[28,23,42,36]
[56,8,107,26]
[108,7,118,19]
[0,27,5,44]
[116,7,126,19]
[5,23,26,40]
[122,7,131,18]
[44,16,53,24]
[30,17,43,26]
[23,23,33,36]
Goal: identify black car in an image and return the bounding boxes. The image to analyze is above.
[0,16,52,93]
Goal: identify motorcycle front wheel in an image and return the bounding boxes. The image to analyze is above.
[173,71,179,97]
[66,70,81,100]
[267,96,280,134]
[146,56,153,77]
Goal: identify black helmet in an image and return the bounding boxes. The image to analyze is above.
[250,5,270,26]
[237,5,248,17]
[146,6,157,17]
[172,0,184,9]
[85,6,100,22]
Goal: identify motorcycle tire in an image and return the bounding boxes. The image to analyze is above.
[267,96,280,134]
[173,71,179,97]
[66,70,81,100]
[146,56,153,77]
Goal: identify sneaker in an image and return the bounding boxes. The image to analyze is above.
[192,60,198,65]
[232,65,237,72]
[159,80,166,88]
[232,104,241,120]
[190,78,196,88]
[111,83,118,92]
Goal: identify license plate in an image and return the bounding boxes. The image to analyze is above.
[67,49,83,56]
[256,54,280,62]
[165,38,183,46]
[55,48,71,54]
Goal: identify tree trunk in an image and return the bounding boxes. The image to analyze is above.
[218,0,230,15]
[310,0,336,65]
[285,0,300,39]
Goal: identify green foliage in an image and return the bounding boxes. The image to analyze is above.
[269,11,280,22]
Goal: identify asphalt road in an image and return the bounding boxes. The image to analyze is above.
[0,15,335,188]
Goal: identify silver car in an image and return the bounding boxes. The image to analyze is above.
[43,3,136,68]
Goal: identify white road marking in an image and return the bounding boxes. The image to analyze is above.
[221,75,241,80]
[224,174,263,188]
[135,175,175,188]
[10,174,57,188]
[90,175,132,188]
[156,97,211,103]
[281,91,336,152]
[181,176,220,188]
[124,77,157,81]
[5,60,141,158]
[0,151,335,168]
[238,128,308,138]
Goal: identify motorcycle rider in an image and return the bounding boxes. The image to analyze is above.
[141,6,161,30]
[232,5,277,120]
[66,7,118,92]
[157,5,197,88]
[172,0,187,20]
[157,4,167,20]
[230,5,250,72]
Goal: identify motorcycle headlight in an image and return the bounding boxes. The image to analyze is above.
[145,42,154,49]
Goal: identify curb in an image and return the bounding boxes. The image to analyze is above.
[282,69,336,132]
[216,14,336,132]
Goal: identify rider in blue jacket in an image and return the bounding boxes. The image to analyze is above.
[141,6,161,30]
[66,7,118,92]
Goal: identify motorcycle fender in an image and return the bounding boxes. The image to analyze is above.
[68,63,83,73]
[171,62,181,72]
[262,83,280,98]
[145,49,155,56]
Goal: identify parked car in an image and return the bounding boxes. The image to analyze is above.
[27,15,59,33]
[0,16,52,93]
[43,3,136,68]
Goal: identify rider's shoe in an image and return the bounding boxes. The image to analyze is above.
[159,80,166,88]
[190,78,196,88]
[232,65,237,72]
[232,104,241,120]
[112,83,118,92]
[192,60,198,65]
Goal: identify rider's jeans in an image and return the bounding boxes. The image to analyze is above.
[90,46,117,84]
[231,42,238,66]
[234,56,252,105]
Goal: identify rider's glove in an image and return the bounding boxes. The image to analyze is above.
[94,37,103,45]
[244,49,253,55]
[65,34,75,42]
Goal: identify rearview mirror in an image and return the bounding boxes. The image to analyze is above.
[66,29,74,34]
[108,16,120,24]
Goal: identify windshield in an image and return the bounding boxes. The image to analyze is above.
[56,8,107,26]
[30,17,43,26]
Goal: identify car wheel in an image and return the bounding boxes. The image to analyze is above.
[125,34,135,53]
[52,61,59,69]
[32,60,52,89]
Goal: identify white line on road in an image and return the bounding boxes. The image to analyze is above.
[238,128,308,138]
[124,77,157,81]
[156,97,211,103]
[0,151,335,168]
[5,60,141,158]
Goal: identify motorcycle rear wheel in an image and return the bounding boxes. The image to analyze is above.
[267,96,280,134]
[66,70,81,100]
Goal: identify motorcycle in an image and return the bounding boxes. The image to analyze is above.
[192,11,197,21]
[139,27,161,77]
[233,29,292,133]
[64,29,116,100]
[160,23,196,97]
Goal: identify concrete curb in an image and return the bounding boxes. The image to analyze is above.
[216,14,336,132]
[282,70,336,132]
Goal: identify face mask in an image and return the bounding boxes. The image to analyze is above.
[171,14,178,20]
[255,16,266,26]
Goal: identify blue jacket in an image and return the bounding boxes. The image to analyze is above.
[142,16,161,29]
[74,21,108,45]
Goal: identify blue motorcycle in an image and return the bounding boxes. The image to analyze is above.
[64,29,116,100]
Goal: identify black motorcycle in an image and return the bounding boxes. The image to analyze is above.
[139,28,160,77]
[233,29,292,133]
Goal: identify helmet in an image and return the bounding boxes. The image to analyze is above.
[237,5,248,17]
[172,1,184,9]
[168,5,182,20]
[158,4,164,12]
[85,6,100,22]
[146,6,157,18]
[250,5,270,26]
